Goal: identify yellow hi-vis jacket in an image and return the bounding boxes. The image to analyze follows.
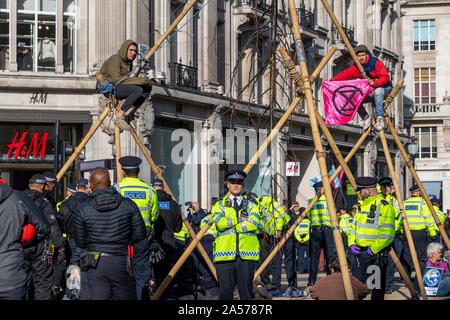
[211,195,261,263]
[200,215,217,238]
[384,193,403,234]
[115,177,159,228]
[433,205,445,232]
[294,218,311,242]
[403,196,437,237]
[256,196,286,236]
[338,213,353,236]
[348,193,396,254]
[307,194,332,227]
[174,222,190,243]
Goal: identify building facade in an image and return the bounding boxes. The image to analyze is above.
[0,0,409,210]
[402,0,450,210]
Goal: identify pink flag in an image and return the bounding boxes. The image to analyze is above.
[322,79,373,125]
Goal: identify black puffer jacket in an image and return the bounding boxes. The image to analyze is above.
[73,186,146,256]
[58,192,89,239]
[24,189,65,249]
[153,189,182,252]
[0,184,50,292]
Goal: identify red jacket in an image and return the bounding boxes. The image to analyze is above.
[331,54,390,88]
[0,178,7,184]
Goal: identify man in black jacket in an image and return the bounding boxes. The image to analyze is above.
[0,183,50,300]
[151,179,183,297]
[25,174,66,299]
[73,168,146,300]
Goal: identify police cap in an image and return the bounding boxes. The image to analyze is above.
[119,156,142,170]
[29,174,47,185]
[225,170,246,182]
[355,176,378,191]
[66,183,77,194]
[43,171,57,183]
[77,178,89,189]
[378,176,393,186]
[313,181,323,189]
[430,197,439,205]
[151,179,164,187]
[409,184,420,193]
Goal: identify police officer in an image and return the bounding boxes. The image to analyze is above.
[349,177,396,300]
[24,174,65,299]
[42,171,58,204]
[307,181,336,286]
[248,192,285,292]
[115,156,159,300]
[431,197,445,240]
[402,184,437,281]
[338,207,355,270]
[378,177,403,294]
[211,170,261,300]
[294,208,310,274]
[73,168,147,300]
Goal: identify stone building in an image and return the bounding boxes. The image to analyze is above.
[402,0,450,210]
[0,0,409,210]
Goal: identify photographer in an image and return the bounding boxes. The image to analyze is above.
[186,201,206,234]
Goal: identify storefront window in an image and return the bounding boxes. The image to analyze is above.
[16,0,75,73]
[0,0,8,71]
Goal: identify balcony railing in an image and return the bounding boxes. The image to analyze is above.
[168,59,199,91]
[332,25,357,47]
[404,103,450,119]
[297,8,315,31]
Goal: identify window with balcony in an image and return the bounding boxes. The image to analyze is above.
[0,0,9,71]
[414,67,436,104]
[15,0,76,73]
[413,19,435,51]
[414,127,437,159]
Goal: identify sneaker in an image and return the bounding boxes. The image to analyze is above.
[375,116,385,131]
[362,117,371,130]
[385,287,393,294]
[112,115,131,130]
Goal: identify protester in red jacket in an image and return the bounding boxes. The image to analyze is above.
[331,44,393,131]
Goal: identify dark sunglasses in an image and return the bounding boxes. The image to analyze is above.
[228,179,243,185]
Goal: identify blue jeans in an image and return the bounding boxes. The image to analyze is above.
[363,84,393,117]
[437,275,450,296]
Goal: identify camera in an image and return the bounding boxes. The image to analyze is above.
[185,201,193,212]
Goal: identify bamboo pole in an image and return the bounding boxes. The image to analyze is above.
[385,117,450,250]
[152,47,338,300]
[128,127,217,281]
[114,102,123,183]
[378,128,427,299]
[288,0,354,300]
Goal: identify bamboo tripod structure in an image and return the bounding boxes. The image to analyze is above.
[54,0,220,284]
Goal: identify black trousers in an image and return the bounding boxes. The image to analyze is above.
[257,236,282,289]
[309,227,336,285]
[23,240,53,300]
[296,241,310,273]
[86,255,137,300]
[402,229,429,279]
[194,235,219,297]
[115,84,151,112]
[283,232,298,288]
[215,257,255,300]
[352,250,388,300]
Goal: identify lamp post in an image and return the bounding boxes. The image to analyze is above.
[407,136,419,169]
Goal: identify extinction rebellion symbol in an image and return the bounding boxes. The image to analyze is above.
[332,85,364,116]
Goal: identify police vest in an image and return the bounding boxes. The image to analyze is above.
[174,222,190,243]
[115,177,159,227]
[294,218,311,242]
[211,195,261,263]
[433,205,445,232]
[403,196,437,237]
[348,193,395,254]
[257,196,286,236]
[307,194,331,227]
[384,193,403,234]
[200,215,217,239]
[339,214,354,236]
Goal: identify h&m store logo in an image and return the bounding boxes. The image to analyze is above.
[7,132,49,160]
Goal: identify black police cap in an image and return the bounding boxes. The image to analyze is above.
[43,171,57,183]
[66,183,77,193]
[225,170,247,182]
[29,174,47,185]
[378,176,393,186]
[313,181,323,189]
[355,176,378,191]
[119,156,142,170]
[409,184,420,193]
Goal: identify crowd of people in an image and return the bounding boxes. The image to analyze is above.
[1,161,449,301]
